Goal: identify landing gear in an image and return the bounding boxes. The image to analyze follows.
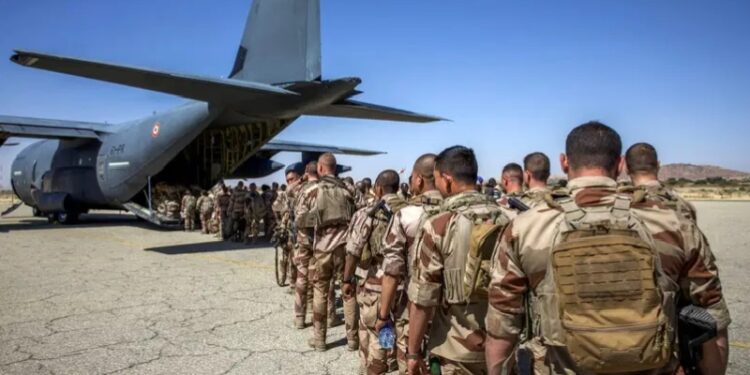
[47,211,80,224]
[32,206,43,217]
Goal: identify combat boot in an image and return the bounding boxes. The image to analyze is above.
[294,317,306,330]
[347,339,359,352]
[328,315,343,328]
[307,337,326,352]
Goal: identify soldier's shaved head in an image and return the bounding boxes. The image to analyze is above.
[375,169,400,195]
[523,152,551,183]
[564,121,622,177]
[501,163,523,184]
[413,153,437,181]
[317,152,337,175]
[625,142,659,176]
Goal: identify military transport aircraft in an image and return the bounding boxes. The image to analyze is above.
[0,0,441,226]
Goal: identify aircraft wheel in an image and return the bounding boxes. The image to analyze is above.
[32,206,42,217]
[47,214,56,224]
[56,211,79,225]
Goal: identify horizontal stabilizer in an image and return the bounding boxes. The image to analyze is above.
[11,50,297,104]
[262,140,384,156]
[307,99,445,123]
[0,115,112,141]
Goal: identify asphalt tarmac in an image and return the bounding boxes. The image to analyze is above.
[1,202,748,374]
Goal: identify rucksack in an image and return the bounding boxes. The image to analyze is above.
[532,194,677,373]
[359,198,408,270]
[439,194,508,304]
[312,176,355,227]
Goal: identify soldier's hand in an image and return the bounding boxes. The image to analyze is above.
[407,358,428,375]
[341,283,354,298]
[374,317,388,334]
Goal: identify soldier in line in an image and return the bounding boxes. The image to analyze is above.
[407,146,510,375]
[274,177,297,293]
[214,184,231,239]
[518,151,552,208]
[397,182,410,201]
[196,191,213,234]
[181,190,197,231]
[375,153,443,374]
[624,142,698,222]
[496,162,524,218]
[342,170,407,372]
[485,122,730,375]
[228,182,247,242]
[245,183,266,243]
[298,153,356,352]
[262,184,275,240]
[292,163,324,329]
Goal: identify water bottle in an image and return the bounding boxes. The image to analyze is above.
[378,321,395,350]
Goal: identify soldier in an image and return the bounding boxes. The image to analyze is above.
[228,182,247,242]
[165,194,181,220]
[215,184,231,239]
[273,179,297,293]
[262,184,275,240]
[398,182,410,201]
[625,142,697,222]
[292,163,323,329]
[483,177,500,199]
[342,170,407,372]
[245,183,266,243]
[197,191,214,234]
[298,153,356,351]
[518,151,552,208]
[485,122,731,375]
[375,154,443,374]
[354,181,368,209]
[181,190,197,231]
[497,162,524,219]
[407,146,510,375]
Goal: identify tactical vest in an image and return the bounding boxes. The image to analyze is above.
[301,176,354,228]
[359,197,408,271]
[531,194,677,373]
[199,197,214,214]
[427,193,508,304]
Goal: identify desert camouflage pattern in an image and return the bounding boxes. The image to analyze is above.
[245,191,266,241]
[291,180,318,324]
[346,193,407,373]
[181,194,197,231]
[496,191,523,219]
[518,186,550,209]
[298,175,355,347]
[197,195,214,234]
[215,191,231,238]
[165,199,180,220]
[486,176,731,374]
[408,191,508,365]
[636,180,697,222]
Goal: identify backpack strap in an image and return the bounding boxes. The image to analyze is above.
[558,197,585,224]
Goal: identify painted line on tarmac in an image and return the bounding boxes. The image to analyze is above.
[731,341,750,349]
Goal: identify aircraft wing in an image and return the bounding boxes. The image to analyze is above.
[0,115,114,146]
[306,99,446,123]
[260,140,384,158]
[10,50,297,104]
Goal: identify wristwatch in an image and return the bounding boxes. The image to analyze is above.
[405,353,422,360]
[377,313,390,321]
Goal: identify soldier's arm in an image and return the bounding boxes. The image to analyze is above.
[343,209,372,282]
[379,212,408,325]
[485,223,527,375]
[406,218,444,357]
[681,223,731,374]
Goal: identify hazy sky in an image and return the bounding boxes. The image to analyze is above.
[1,0,749,189]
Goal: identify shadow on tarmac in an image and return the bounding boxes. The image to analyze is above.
[0,212,152,233]
[144,239,272,255]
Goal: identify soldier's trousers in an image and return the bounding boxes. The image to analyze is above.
[184,211,195,231]
[294,244,333,321]
[357,288,406,374]
[312,244,356,344]
[432,357,487,375]
[200,213,211,234]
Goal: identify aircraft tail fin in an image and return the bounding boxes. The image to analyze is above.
[229,0,321,84]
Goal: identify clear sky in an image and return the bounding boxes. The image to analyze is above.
[1,0,749,189]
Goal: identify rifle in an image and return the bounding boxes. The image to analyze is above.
[508,196,530,212]
[678,305,718,375]
[368,200,393,221]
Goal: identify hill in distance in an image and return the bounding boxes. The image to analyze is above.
[659,163,750,181]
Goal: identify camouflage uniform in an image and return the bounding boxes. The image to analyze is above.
[228,187,247,241]
[408,191,509,373]
[486,176,731,374]
[346,193,409,373]
[381,190,443,374]
[263,190,275,238]
[197,195,214,234]
[292,180,330,327]
[496,190,524,219]
[215,191,231,238]
[299,175,354,349]
[273,190,297,290]
[518,186,550,209]
[635,180,697,222]
[181,193,197,231]
[245,191,266,242]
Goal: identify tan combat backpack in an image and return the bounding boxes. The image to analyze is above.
[440,195,508,304]
[313,176,355,227]
[532,195,677,373]
[359,198,408,270]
